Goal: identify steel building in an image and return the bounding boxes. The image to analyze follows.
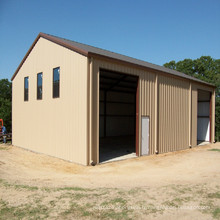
[11,33,215,165]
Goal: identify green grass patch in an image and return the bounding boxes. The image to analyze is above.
[207,192,220,199]
[101,197,127,207]
[213,208,220,219]
[199,200,219,218]
[117,190,126,196]
[1,179,219,219]
[0,179,38,191]
[0,200,16,220]
[170,185,192,194]
[128,188,139,195]
[72,193,87,200]
[208,148,220,152]
[42,187,52,192]
[0,199,49,220]
[14,184,38,191]
[60,202,94,219]
[101,209,131,220]
[162,200,179,208]
[0,178,97,193]
[56,186,93,192]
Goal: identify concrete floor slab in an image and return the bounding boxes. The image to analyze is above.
[99,135,136,163]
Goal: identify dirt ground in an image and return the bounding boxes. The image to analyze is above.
[0,142,220,219]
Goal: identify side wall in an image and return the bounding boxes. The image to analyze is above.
[89,57,215,164]
[90,58,156,164]
[12,38,88,165]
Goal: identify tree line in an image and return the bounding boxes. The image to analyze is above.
[0,79,12,132]
[0,56,219,140]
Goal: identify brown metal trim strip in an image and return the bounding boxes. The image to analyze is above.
[136,77,139,156]
[209,93,212,142]
[103,91,107,137]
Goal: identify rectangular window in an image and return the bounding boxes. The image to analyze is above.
[53,67,60,98]
[37,72,43,100]
[24,77,29,101]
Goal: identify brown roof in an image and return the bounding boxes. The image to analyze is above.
[11,32,215,87]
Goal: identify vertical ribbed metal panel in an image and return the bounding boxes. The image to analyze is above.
[139,72,156,154]
[92,59,156,162]
[191,85,198,147]
[158,75,190,153]
[12,37,88,165]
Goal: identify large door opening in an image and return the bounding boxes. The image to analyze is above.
[99,69,138,163]
[197,90,211,145]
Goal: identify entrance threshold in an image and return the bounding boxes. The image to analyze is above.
[197,141,210,146]
[100,152,137,164]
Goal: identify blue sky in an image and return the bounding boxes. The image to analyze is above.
[0,0,220,80]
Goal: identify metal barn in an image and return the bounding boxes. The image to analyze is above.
[11,33,215,165]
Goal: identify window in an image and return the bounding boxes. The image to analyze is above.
[24,77,29,101]
[53,67,60,98]
[37,72,43,100]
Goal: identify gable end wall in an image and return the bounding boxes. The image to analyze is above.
[12,37,88,165]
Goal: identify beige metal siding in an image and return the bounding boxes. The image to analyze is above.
[191,85,198,147]
[158,75,190,153]
[12,37,88,165]
[139,71,156,155]
[90,58,156,163]
[90,58,216,164]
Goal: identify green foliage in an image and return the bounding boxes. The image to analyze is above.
[164,60,176,70]
[208,148,220,152]
[0,79,12,132]
[164,56,220,141]
[216,97,220,141]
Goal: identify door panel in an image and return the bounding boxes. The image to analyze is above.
[141,117,149,155]
[197,101,210,141]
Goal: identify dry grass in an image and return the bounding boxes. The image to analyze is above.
[0,143,220,219]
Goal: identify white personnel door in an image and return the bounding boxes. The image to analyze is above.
[141,117,149,155]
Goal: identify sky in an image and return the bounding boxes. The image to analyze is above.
[0,0,220,80]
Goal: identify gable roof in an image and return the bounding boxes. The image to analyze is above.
[11,33,215,87]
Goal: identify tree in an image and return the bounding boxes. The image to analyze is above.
[164,56,220,141]
[216,98,220,141]
[0,79,12,132]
